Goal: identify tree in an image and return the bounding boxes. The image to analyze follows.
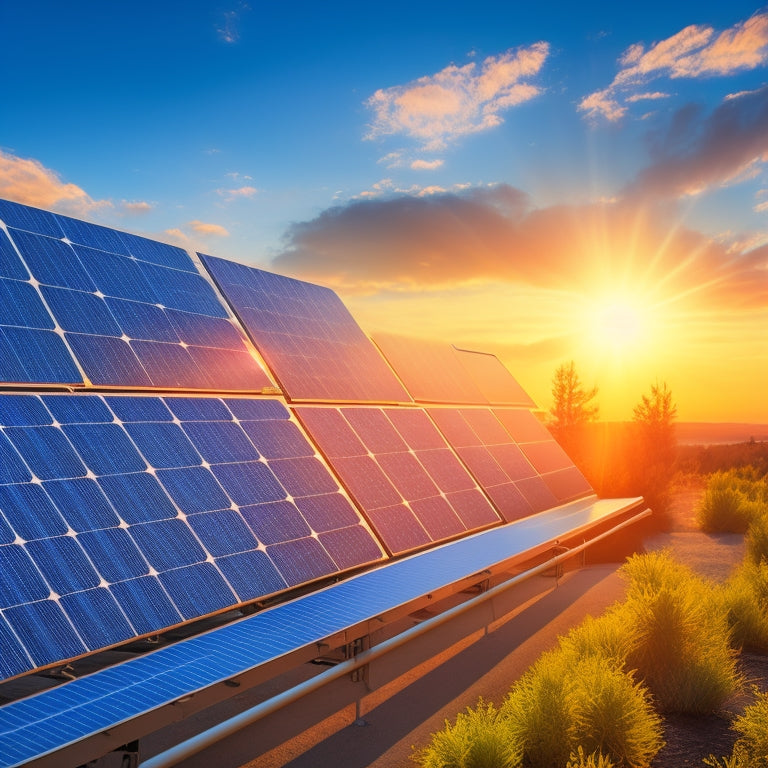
[631,381,677,528]
[548,361,599,461]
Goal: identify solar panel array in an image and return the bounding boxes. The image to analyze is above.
[0,199,272,391]
[0,200,594,686]
[0,392,384,680]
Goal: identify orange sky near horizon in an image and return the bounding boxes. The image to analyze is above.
[310,197,768,424]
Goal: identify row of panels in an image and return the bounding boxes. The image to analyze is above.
[2,198,535,407]
[0,391,591,681]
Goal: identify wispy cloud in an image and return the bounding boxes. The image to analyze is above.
[188,220,229,237]
[580,11,768,121]
[411,159,444,171]
[0,150,111,216]
[217,3,250,44]
[120,200,153,214]
[365,43,549,150]
[216,185,259,201]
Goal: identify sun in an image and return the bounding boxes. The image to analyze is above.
[585,293,655,360]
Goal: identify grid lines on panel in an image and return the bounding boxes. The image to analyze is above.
[492,408,593,505]
[295,405,501,555]
[0,199,272,391]
[202,254,412,403]
[426,407,555,522]
[0,393,384,680]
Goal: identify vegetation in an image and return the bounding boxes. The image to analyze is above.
[706,689,768,768]
[720,561,768,652]
[696,469,768,534]
[548,361,599,463]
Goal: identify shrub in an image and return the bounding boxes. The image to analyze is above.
[720,561,768,652]
[745,509,768,565]
[619,551,741,713]
[558,611,636,668]
[412,699,519,768]
[707,689,768,768]
[566,746,615,768]
[697,484,752,533]
[731,688,768,768]
[500,651,663,767]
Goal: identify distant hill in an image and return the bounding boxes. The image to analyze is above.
[675,422,768,445]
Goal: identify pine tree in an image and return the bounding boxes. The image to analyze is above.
[549,361,599,460]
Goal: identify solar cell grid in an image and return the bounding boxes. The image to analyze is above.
[0,201,274,392]
[427,407,563,522]
[296,405,500,555]
[202,254,412,403]
[0,393,384,679]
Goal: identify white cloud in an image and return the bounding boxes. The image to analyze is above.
[120,200,153,214]
[366,43,549,150]
[580,12,768,121]
[188,220,229,237]
[626,91,671,103]
[217,185,259,201]
[411,159,444,171]
[0,150,111,216]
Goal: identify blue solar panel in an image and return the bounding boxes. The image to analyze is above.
[0,496,644,768]
[0,393,385,679]
[202,254,412,403]
[0,201,274,391]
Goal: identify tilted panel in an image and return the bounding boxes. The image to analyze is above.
[202,254,412,403]
[0,496,645,768]
[492,408,593,503]
[0,199,273,391]
[372,333,486,404]
[0,393,384,681]
[295,405,500,555]
[454,347,537,407]
[427,407,556,521]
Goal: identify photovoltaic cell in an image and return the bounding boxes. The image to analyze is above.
[0,199,274,391]
[0,393,384,680]
[295,405,501,555]
[202,254,412,403]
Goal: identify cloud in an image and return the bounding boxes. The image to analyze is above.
[626,91,671,103]
[580,12,768,121]
[0,150,110,216]
[410,159,444,171]
[120,200,153,214]
[365,43,549,150]
[188,220,229,237]
[217,3,249,44]
[273,183,767,311]
[217,185,259,201]
[625,85,768,199]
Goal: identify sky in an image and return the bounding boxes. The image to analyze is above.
[1,1,767,423]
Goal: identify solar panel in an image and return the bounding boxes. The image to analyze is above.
[0,393,384,680]
[201,254,412,403]
[0,200,274,391]
[0,495,646,768]
[295,405,501,555]
[454,347,537,407]
[373,333,487,404]
[493,407,593,504]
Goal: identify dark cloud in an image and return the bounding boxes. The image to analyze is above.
[273,184,767,309]
[627,86,768,199]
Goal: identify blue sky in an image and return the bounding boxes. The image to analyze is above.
[1,1,767,421]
